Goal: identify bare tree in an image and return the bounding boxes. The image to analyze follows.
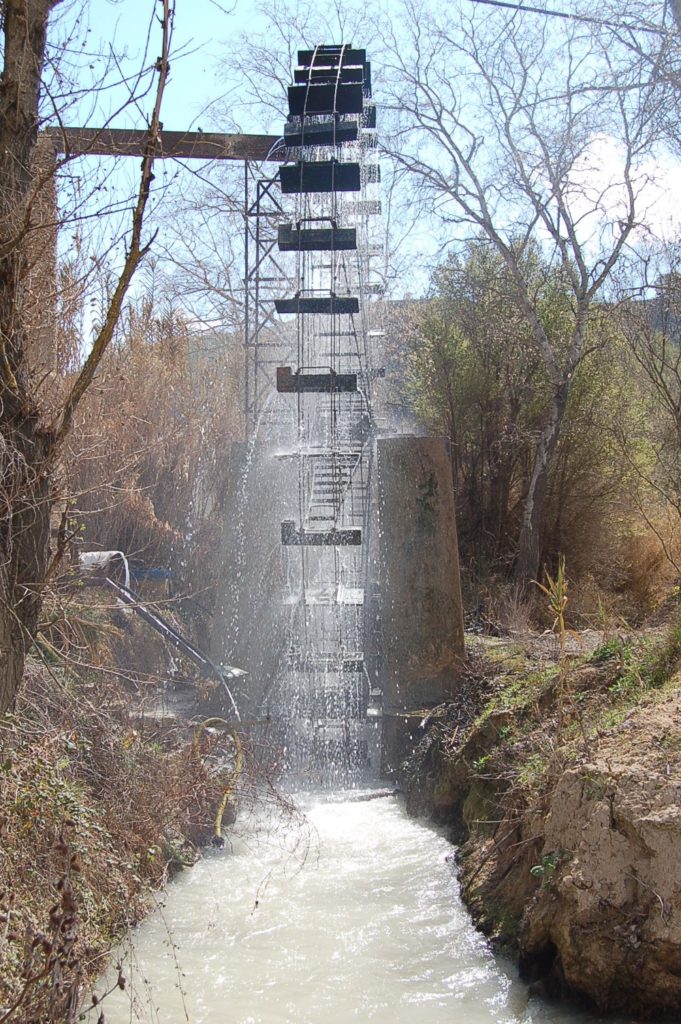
[0,0,173,714]
[381,1,663,587]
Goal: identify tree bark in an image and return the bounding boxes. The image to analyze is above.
[0,0,60,714]
[0,0,171,715]
[514,382,570,591]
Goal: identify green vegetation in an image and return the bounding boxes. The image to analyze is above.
[476,666,559,724]
[472,753,492,775]
[404,243,646,609]
[402,236,681,623]
[413,605,681,834]
[588,618,681,711]
[640,619,681,690]
[517,753,549,788]
[530,852,561,879]
[590,636,630,664]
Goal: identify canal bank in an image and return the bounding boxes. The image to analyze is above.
[400,629,681,1018]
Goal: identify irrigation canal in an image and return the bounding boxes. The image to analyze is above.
[102,792,629,1024]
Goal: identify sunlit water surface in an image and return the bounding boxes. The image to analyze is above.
[102,793,626,1024]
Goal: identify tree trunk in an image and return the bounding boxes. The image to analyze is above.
[514,383,569,591]
[0,0,61,714]
[0,0,168,715]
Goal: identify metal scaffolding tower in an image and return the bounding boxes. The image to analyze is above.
[246,43,384,779]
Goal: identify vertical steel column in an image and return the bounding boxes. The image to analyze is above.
[243,159,250,438]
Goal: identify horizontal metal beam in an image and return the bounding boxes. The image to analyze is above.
[276,365,358,393]
[42,127,285,162]
[278,223,357,252]
[281,520,362,546]
[275,296,360,315]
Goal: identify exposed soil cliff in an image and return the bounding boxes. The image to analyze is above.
[402,625,681,1017]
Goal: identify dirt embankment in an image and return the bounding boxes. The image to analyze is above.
[402,628,681,1018]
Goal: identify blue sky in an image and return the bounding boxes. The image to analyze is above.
[71,0,255,128]
[57,0,405,133]
[50,0,678,316]
[61,0,323,133]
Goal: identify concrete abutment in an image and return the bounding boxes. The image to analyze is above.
[375,435,465,774]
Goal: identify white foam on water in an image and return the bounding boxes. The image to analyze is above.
[101,795,628,1024]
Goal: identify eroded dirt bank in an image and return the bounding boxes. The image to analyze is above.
[401,626,681,1017]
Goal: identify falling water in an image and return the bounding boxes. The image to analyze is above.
[100,42,632,1024]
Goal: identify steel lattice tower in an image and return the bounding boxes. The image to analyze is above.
[246,45,384,781]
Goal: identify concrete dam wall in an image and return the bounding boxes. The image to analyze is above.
[376,435,465,773]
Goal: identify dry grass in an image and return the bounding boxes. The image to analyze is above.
[64,298,243,616]
[0,657,233,1022]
